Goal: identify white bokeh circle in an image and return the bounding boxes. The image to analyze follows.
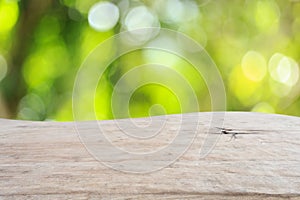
[88,1,120,32]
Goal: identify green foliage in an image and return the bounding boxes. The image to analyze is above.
[0,0,300,120]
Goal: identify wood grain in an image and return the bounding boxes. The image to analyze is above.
[0,112,300,199]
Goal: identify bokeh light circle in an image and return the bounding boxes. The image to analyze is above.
[88,1,119,32]
[241,51,267,82]
[268,53,299,87]
[121,6,160,45]
[0,0,19,34]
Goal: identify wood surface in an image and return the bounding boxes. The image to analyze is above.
[0,112,300,199]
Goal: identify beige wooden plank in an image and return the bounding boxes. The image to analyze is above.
[0,112,300,199]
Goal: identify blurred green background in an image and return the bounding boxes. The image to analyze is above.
[0,0,300,121]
